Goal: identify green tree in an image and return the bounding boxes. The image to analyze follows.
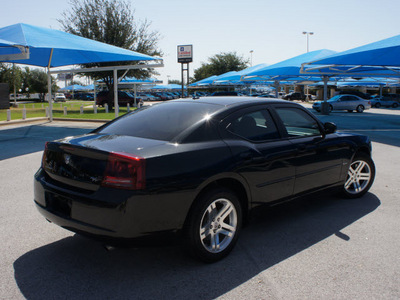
[28,69,57,100]
[59,0,162,95]
[193,52,249,82]
[0,63,22,93]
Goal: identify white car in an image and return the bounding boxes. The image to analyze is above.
[313,94,371,113]
[54,93,66,102]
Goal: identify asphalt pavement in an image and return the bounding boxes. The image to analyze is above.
[0,106,399,299]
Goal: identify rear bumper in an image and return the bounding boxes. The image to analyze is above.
[34,168,193,241]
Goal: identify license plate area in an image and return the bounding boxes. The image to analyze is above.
[45,192,72,218]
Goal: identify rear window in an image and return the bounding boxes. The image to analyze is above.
[96,101,222,141]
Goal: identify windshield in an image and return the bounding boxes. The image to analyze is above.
[96,101,222,141]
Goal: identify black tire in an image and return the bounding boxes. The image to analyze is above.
[356,105,365,113]
[184,188,242,263]
[347,110,353,113]
[392,103,399,108]
[342,152,375,199]
[375,102,381,108]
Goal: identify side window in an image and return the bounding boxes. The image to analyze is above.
[275,107,321,137]
[227,109,279,141]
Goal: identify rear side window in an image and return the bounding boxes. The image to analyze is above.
[275,107,321,137]
[96,102,222,141]
[227,109,279,141]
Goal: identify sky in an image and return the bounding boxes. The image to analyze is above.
[2,0,400,85]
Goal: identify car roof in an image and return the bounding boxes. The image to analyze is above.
[173,96,291,107]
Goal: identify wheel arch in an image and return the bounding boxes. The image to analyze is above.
[184,174,251,229]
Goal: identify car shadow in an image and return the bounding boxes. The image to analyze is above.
[14,193,380,299]
[0,122,96,160]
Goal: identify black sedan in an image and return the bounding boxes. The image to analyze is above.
[34,97,375,262]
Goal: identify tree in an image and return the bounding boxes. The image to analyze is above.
[0,63,22,93]
[59,0,162,97]
[193,52,249,82]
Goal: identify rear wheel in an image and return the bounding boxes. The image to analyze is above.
[356,105,365,113]
[342,153,375,199]
[184,188,242,263]
[375,102,381,108]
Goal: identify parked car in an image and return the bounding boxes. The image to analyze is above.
[53,93,66,102]
[210,91,239,96]
[138,93,157,101]
[338,90,371,99]
[381,93,400,103]
[258,94,277,98]
[75,92,94,101]
[313,94,372,113]
[96,91,141,107]
[34,97,375,262]
[370,96,399,108]
[282,92,306,101]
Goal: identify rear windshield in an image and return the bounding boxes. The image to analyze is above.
[96,101,222,141]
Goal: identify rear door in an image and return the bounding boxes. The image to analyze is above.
[221,105,296,206]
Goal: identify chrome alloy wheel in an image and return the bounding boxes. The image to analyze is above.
[345,160,372,195]
[199,198,238,253]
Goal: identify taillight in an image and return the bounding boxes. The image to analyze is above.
[102,152,146,190]
[42,142,49,169]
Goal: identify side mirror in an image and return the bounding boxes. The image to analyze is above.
[324,122,337,134]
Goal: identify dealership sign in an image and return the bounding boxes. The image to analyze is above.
[177,45,193,63]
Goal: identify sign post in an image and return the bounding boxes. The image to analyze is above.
[177,45,193,98]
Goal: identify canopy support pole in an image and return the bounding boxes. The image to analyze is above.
[274,80,280,98]
[321,75,330,115]
[47,48,54,122]
[13,63,16,106]
[134,84,137,107]
[113,69,118,118]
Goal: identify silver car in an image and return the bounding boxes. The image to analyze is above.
[313,94,371,113]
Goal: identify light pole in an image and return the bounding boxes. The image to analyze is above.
[250,50,254,67]
[302,32,314,102]
[302,31,314,53]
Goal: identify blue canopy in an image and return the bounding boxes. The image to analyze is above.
[190,75,219,87]
[120,77,160,84]
[151,84,186,90]
[0,23,159,67]
[212,64,270,84]
[59,84,86,91]
[242,49,337,80]
[302,34,400,76]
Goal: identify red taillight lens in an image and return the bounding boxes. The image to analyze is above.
[102,152,146,190]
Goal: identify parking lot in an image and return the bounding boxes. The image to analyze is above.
[0,105,399,299]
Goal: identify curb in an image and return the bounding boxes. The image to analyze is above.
[0,117,108,127]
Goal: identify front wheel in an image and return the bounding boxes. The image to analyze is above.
[184,188,242,263]
[392,103,399,108]
[356,105,365,113]
[342,153,375,199]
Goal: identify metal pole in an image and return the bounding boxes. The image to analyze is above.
[274,80,279,98]
[113,69,118,118]
[186,63,189,98]
[134,84,137,107]
[47,49,54,122]
[321,75,330,115]
[13,63,17,106]
[181,63,184,98]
